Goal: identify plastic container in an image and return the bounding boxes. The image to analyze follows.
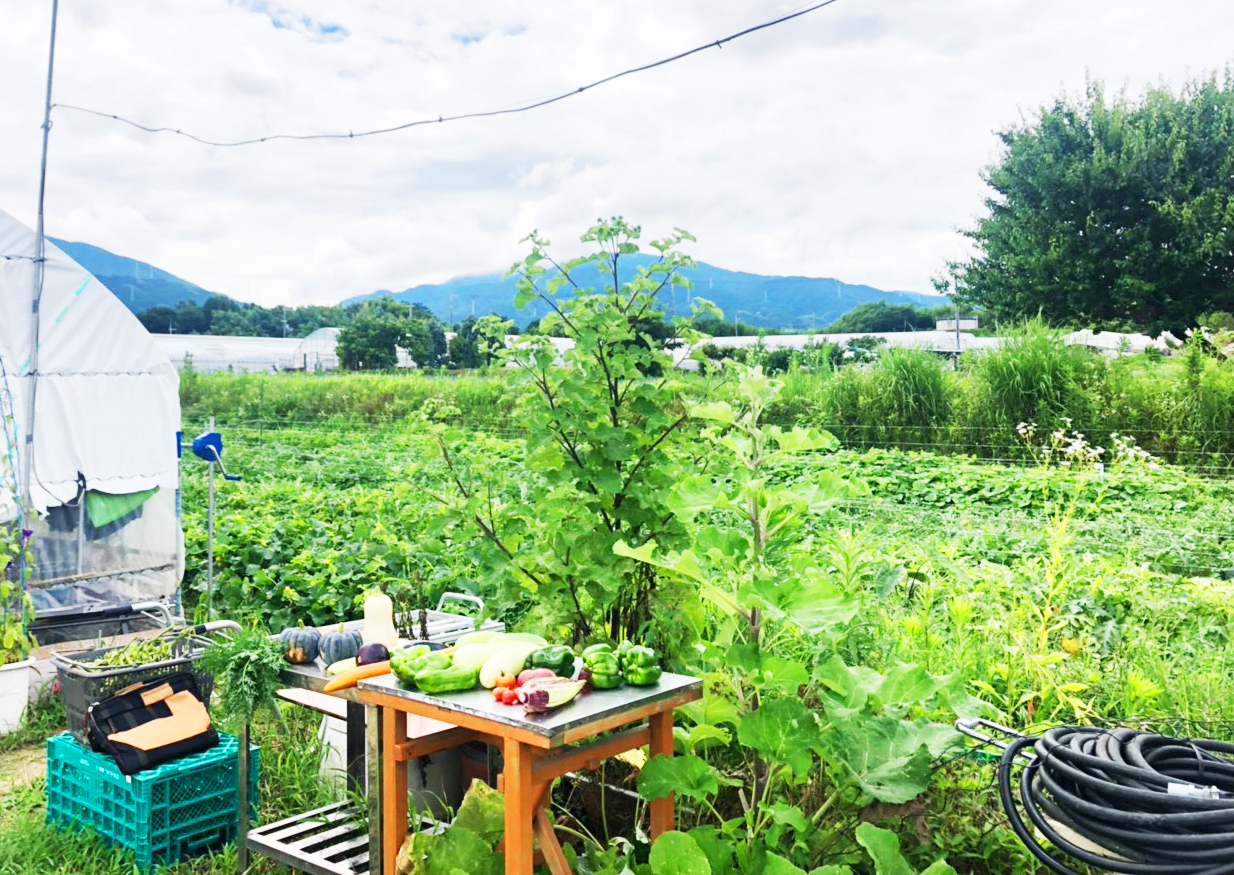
[51,622,237,744]
[0,657,35,735]
[45,730,259,874]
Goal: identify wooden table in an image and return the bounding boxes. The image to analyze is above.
[235,605,503,875]
[356,672,702,875]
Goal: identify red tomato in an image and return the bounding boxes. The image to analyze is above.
[500,688,518,705]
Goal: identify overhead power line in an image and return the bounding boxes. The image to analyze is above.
[52,0,842,147]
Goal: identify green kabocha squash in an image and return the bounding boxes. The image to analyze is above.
[319,625,362,665]
[280,622,322,664]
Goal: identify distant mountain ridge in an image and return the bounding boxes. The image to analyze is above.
[345,254,945,329]
[51,239,944,329]
[48,238,218,313]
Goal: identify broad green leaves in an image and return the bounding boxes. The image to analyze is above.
[736,700,820,780]
[855,823,957,875]
[637,754,720,803]
[814,656,960,802]
[649,831,712,875]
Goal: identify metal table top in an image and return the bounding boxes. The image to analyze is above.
[276,611,503,696]
[357,671,702,742]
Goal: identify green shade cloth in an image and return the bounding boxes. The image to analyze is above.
[86,487,159,528]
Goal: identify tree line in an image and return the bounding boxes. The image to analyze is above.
[953,67,1234,338]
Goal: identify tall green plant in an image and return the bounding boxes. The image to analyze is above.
[620,366,961,870]
[967,322,1102,452]
[868,347,951,447]
[435,218,710,644]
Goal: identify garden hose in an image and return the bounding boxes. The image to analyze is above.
[997,726,1234,874]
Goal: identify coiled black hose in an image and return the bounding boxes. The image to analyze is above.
[997,726,1234,874]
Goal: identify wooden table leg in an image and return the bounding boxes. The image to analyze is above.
[532,806,571,874]
[345,700,365,796]
[382,707,409,875]
[366,705,384,875]
[502,737,536,875]
[648,710,675,838]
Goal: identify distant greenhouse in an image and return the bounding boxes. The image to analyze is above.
[151,334,301,373]
[284,327,415,371]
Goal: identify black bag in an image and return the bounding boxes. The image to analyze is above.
[85,671,218,775]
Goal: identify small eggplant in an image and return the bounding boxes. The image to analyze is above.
[356,641,391,666]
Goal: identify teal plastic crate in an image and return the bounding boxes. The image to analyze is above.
[46,731,259,873]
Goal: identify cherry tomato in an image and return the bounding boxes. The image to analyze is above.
[500,688,518,705]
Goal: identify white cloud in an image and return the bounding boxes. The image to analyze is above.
[2,0,1232,308]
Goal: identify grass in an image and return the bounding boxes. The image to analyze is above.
[0,693,339,874]
[179,338,1234,469]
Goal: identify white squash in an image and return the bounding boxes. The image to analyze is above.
[453,630,505,648]
[500,632,549,646]
[361,591,399,649]
[451,641,513,675]
[479,643,541,688]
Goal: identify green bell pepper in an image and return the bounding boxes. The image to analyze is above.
[581,642,614,659]
[582,649,623,690]
[527,645,576,678]
[622,645,662,686]
[389,645,433,684]
[414,665,479,695]
[615,639,635,669]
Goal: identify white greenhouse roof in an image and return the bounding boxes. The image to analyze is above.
[152,334,302,373]
[2,206,182,611]
[683,331,1003,362]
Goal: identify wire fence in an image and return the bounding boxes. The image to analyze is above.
[193,413,1234,478]
[179,414,1234,581]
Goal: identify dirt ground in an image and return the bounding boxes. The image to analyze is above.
[0,745,46,794]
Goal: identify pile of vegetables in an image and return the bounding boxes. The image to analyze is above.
[580,641,663,688]
[316,626,665,715]
[280,589,666,716]
[84,627,194,667]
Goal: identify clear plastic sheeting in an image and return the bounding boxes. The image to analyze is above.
[28,488,179,606]
[0,206,182,621]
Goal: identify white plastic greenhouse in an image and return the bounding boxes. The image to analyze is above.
[1,207,183,643]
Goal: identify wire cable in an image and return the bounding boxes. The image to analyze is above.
[998,726,1234,874]
[51,0,842,147]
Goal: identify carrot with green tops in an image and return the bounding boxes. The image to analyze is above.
[323,660,391,693]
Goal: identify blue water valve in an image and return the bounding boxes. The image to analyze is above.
[190,431,242,481]
[191,431,223,462]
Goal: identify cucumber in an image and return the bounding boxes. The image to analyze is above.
[479,643,541,688]
[500,632,549,646]
[453,630,504,648]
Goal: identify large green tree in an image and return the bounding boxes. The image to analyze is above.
[336,313,408,369]
[955,70,1234,337]
[826,302,940,333]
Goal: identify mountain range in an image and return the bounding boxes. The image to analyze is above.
[49,238,945,329]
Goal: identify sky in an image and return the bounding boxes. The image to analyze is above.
[3,1,1233,310]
